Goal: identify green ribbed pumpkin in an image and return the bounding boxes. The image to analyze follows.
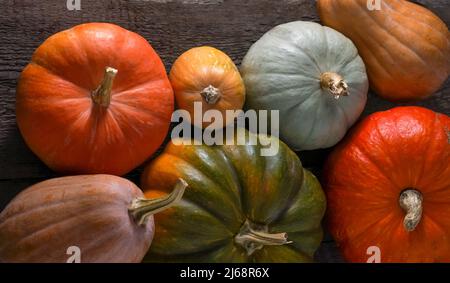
[141,130,326,263]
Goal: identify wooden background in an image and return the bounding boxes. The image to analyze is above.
[0,0,448,263]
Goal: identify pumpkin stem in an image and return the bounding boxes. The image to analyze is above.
[92,67,118,107]
[200,85,222,104]
[129,179,188,226]
[320,72,349,99]
[399,189,423,232]
[235,220,292,256]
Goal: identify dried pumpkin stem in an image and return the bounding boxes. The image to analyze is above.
[92,67,118,107]
[399,189,423,232]
[320,72,349,99]
[201,85,222,104]
[129,179,188,226]
[235,220,292,256]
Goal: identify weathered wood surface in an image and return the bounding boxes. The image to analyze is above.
[0,0,448,263]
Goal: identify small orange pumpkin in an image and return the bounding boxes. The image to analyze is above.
[16,23,174,175]
[169,46,245,128]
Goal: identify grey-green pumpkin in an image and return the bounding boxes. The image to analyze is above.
[241,21,369,151]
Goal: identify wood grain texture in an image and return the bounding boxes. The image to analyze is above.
[0,0,448,263]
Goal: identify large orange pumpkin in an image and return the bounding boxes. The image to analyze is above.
[318,0,450,102]
[169,46,245,129]
[16,23,174,176]
[324,106,450,262]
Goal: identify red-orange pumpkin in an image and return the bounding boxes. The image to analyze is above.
[16,23,174,176]
[324,106,450,262]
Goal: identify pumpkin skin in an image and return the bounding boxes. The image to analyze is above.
[16,23,174,176]
[323,107,450,263]
[0,175,186,263]
[241,21,368,151]
[141,130,326,263]
[169,46,246,129]
[318,0,450,102]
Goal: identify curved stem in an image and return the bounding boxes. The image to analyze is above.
[92,67,118,107]
[200,85,222,104]
[235,220,292,256]
[320,72,349,99]
[129,179,188,226]
[399,189,423,232]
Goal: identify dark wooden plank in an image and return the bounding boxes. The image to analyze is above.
[0,179,44,209]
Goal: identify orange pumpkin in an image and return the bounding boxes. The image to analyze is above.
[169,46,245,128]
[324,106,450,262]
[318,0,450,102]
[16,23,174,176]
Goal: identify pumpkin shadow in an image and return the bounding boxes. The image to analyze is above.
[0,125,54,210]
[0,125,54,179]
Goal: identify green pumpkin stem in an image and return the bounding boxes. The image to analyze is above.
[399,189,423,232]
[129,179,188,226]
[235,220,292,256]
[320,72,349,99]
[92,67,118,107]
[200,85,222,104]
